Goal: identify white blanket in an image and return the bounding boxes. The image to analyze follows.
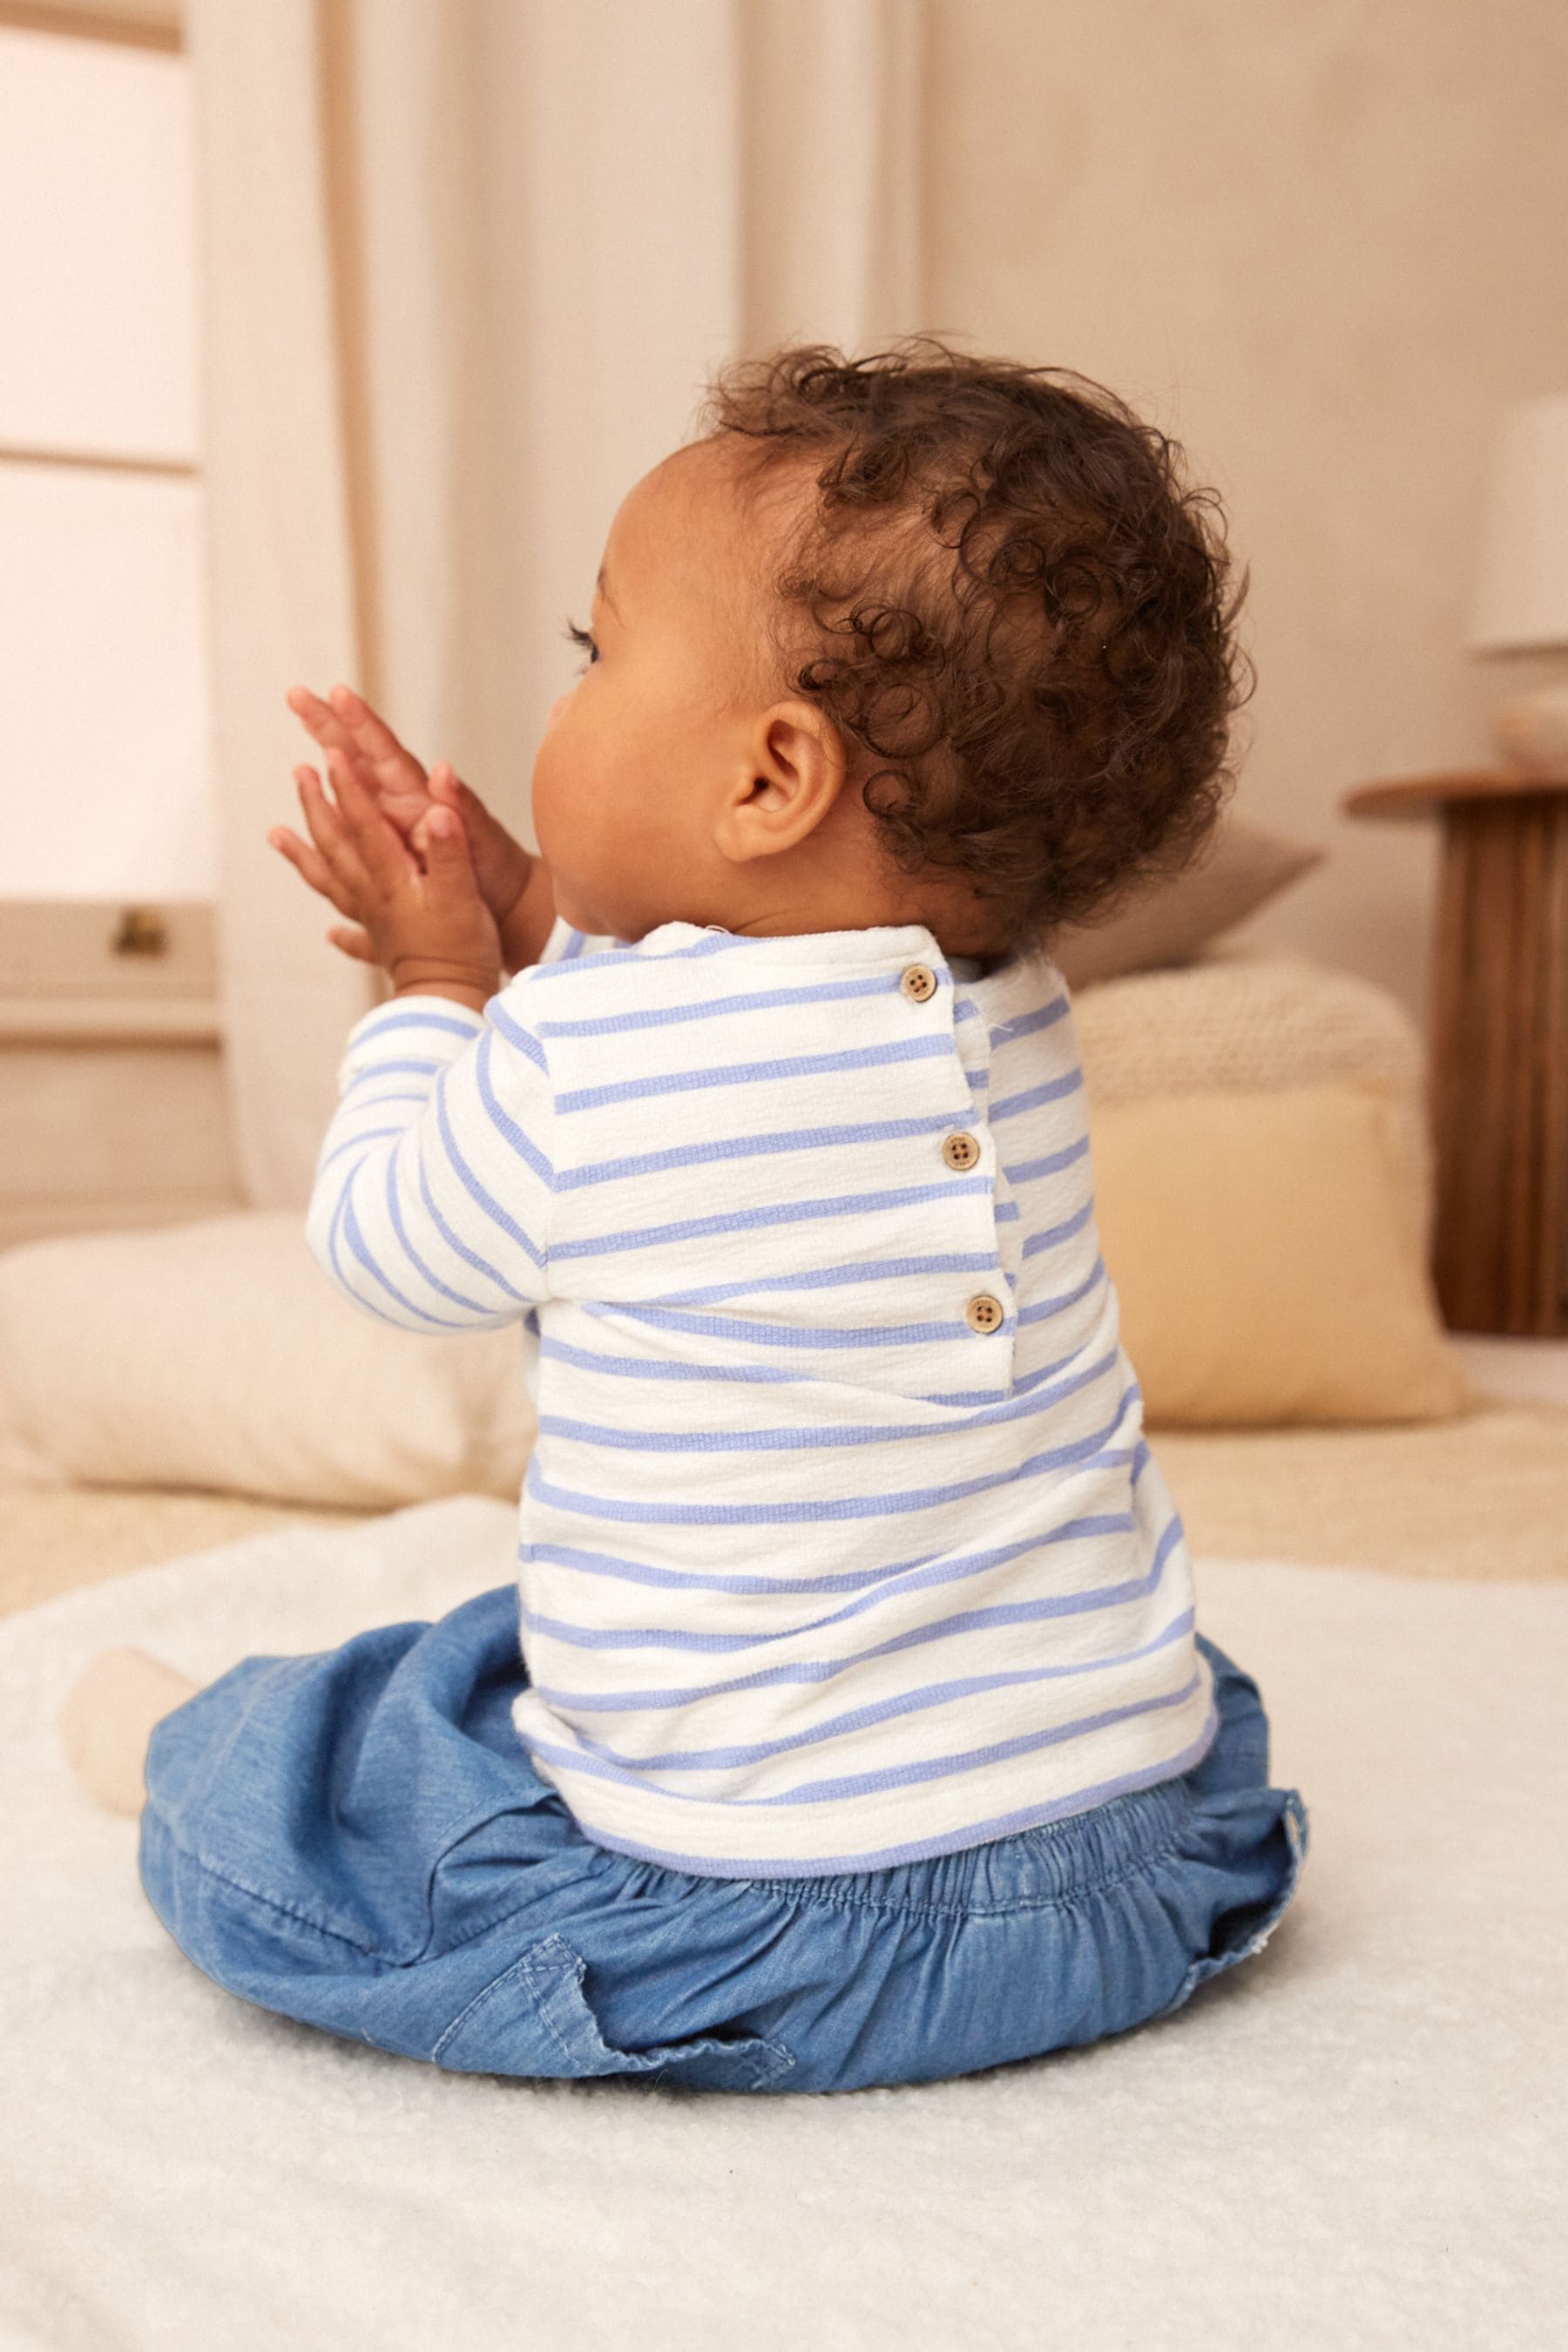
[0,1498,1561,2351]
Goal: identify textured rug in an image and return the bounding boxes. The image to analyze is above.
[1153,1398,1568,1581]
[0,1497,1561,2350]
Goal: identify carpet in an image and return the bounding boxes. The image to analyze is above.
[0,1496,1561,2350]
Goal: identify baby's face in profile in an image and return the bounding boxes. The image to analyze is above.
[531,438,793,943]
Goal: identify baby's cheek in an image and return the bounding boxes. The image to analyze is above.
[530,715,571,828]
[531,723,600,879]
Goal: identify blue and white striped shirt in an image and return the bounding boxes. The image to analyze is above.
[308,915,1216,1877]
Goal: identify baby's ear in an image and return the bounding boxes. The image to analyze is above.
[719,700,848,862]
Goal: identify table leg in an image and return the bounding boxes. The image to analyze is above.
[1429,798,1568,1335]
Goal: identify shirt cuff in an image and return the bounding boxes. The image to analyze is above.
[336,992,488,1090]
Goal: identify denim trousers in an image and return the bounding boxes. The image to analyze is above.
[140,1587,1308,2095]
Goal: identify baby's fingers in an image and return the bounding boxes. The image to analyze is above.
[286,687,381,795]
[327,751,420,889]
[268,814,358,916]
[287,684,349,753]
[325,923,377,963]
[429,760,500,835]
[328,682,428,795]
[294,765,368,890]
[422,804,482,896]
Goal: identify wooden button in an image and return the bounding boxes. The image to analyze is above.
[943,1131,981,1171]
[899,962,937,1003]
[964,1292,1005,1335]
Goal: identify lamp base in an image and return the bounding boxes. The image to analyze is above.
[1493,686,1568,779]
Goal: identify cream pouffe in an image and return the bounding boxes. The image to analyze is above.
[0,1213,531,1508]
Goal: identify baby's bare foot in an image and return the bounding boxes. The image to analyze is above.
[59,1648,199,1815]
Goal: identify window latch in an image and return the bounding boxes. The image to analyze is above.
[112,906,169,958]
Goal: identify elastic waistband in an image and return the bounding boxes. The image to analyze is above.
[625,1635,1266,1921]
[753,1766,1209,1921]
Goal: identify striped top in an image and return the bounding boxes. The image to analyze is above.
[308,915,1216,1878]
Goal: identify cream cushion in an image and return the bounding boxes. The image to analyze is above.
[0,1214,531,1507]
[1091,1085,1468,1427]
[1076,957,1464,1427]
[1075,955,1436,1257]
[1050,818,1324,988]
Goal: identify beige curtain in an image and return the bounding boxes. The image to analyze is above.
[187,0,924,1206]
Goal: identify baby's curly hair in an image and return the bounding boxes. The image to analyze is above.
[703,340,1251,954]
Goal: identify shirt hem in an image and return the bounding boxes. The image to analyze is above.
[544,1701,1220,1882]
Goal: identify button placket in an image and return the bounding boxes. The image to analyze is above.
[897,954,1012,1356]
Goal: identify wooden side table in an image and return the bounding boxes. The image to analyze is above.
[1343,771,1568,1336]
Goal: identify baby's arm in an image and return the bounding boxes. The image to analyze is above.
[285,683,558,974]
[271,758,555,1334]
[61,759,557,1813]
[307,997,553,1335]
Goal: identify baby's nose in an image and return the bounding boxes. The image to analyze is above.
[545,692,571,730]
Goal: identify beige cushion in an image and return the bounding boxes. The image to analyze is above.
[1075,956,1435,1259]
[0,1214,531,1507]
[1091,1085,1469,1428]
[1051,820,1323,989]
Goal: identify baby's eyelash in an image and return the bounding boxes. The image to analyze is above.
[564,618,598,666]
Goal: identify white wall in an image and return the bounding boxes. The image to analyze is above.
[924,0,1568,1016]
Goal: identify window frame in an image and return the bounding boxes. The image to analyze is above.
[0,0,214,997]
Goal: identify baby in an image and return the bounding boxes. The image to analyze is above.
[64,344,1306,2095]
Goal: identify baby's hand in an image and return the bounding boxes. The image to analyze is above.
[285,684,535,944]
[268,757,502,1009]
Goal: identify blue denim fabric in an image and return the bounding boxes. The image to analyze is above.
[140,1590,1307,2095]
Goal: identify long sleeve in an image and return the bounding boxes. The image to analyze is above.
[305,989,555,1334]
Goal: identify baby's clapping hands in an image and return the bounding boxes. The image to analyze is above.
[269,723,499,1011]
[273,686,558,994]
